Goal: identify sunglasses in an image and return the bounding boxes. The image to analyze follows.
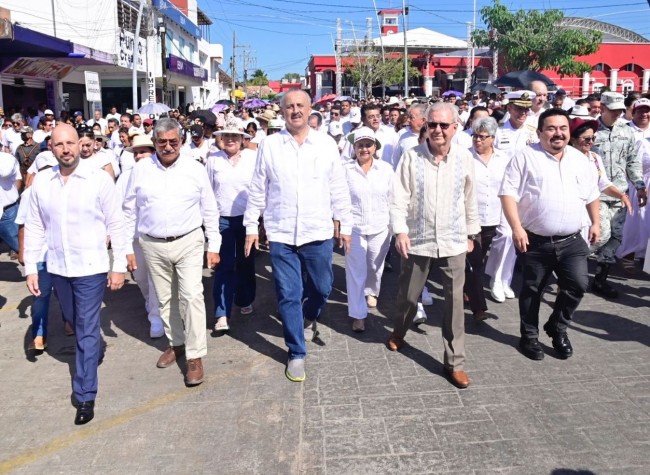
[427,122,452,130]
[472,134,491,141]
[155,139,180,147]
[579,136,595,143]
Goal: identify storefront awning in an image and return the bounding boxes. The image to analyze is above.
[0,24,74,58]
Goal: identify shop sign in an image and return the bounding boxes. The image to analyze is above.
[4,58,72,79]
[167,54,207,81]
[118,29,146,72]
[84,71,102,102]
[147,70,156,104]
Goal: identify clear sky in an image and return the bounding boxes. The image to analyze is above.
[199,0,650,81]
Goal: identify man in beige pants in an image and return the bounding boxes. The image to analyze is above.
[124,118,221,386]
[388,102,480,389]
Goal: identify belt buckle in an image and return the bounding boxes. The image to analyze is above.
[550,233,573,244]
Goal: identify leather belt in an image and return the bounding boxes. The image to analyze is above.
[2,200,18,211]
[145,227,198,242]
[526,230,580,244]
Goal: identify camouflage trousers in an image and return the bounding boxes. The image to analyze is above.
[591,200,627,264]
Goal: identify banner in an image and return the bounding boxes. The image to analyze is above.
[118,29,146,72]
[84,71,102,102]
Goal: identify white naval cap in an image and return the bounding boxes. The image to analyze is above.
[505,90,536,108]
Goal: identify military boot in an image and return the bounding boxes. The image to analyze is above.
[591,263,619,299]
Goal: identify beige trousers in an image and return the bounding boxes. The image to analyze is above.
[139,228,207,359]
[393,253,467,371]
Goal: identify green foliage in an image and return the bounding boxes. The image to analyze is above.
[249,69,269,86]
[471,0,602,77]
[282,72,301,82]
[347,55,420,97]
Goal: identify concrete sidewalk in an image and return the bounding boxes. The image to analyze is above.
[0,249,648,474]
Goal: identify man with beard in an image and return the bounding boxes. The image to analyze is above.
[499,109,600,361]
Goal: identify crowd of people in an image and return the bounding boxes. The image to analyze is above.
[0,83,648,425]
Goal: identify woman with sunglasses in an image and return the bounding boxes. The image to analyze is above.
[465,117,510,320]
[568,117,631,243]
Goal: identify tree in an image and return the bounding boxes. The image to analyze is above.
[471,0,602,77]
[282,72,301,82]
[249,69,269,86]
[346,54,420,98]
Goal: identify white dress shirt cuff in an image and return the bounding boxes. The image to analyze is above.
[339,224,352,235]
[207,240,222,253]
[24,262,38,276]
[392,223,409,235]
[111,260,127,273]
[246,225,259,235]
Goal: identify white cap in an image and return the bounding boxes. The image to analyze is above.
[0,152,16,178]
[349,107,362,124]
[504,90,536,107]
[569,104,591,118]
[601,92,625,111]
[328,121,343,136]
[33,151,58,171]
[633,98,650,111]
[43,109,54,116]
[347,126,381,150]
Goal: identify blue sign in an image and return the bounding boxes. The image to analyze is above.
[153,0,202,39]
[167,54,208,81]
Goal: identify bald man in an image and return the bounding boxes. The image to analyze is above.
[24,124,128,425]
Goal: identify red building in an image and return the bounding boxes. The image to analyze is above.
[306,15,650,99]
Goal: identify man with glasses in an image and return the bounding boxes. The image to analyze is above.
[392,104,427,166]
[388,102,480,389]
[123,118,221,387]
[2,113,25,154]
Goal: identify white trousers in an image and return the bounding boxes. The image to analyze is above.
[139,228,207,359]
[345,228,391,319]
[484,217,516,286]
[132,239,161,323]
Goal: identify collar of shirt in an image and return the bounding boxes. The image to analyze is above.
[422,140,450,164]
[279,127,318,147]
[50,159,93,182]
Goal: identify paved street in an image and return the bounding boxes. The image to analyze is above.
[0,248,649,475]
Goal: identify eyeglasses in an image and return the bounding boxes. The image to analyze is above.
[579,136,595,143]
[155,139,180,147]
[427,122,452,130]
[12,122,22,126]
[472,134,491,141]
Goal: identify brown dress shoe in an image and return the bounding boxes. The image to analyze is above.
[185,358,204,386]
[445,369,470,389]
[156,345,185,368]
[386,335,404,351]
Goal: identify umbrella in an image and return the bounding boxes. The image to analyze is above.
[138,102,171,115]
[243,98,267,109]
[216,99,235,106]
[495,70,555,88]
[314,93,337,106]
[210,103,228,114]
[442,90,464,98]
[335,95,353,102]
[470,83,501,95]
[191,109,217,125]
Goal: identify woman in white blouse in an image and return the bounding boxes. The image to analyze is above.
[78,130,115,179]
[343,127,394,333]
[206,120,257,332]
[465,117,510,320]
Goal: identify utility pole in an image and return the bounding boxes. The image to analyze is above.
[159,18,167,104]
[335,18,342,96]
[371,0,386,98]
[465,22,472,94]
[132,0,145,113]
[491,29,498,81]
[402,1,408,98]
[231,31,236,99]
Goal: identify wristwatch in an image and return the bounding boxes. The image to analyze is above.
[467,234,479,240]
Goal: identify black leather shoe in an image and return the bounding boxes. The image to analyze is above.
[591,279,619,299]
[519,337,544,360]
[75,401,95,425]
[543,321,573,359]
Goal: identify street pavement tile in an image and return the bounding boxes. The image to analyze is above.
[428,406,492,426]
[325,455,401,474]
[360,394,426,419]
[435,420,503,445]
[419,391,463,409]
[321,403,363,421]
[396,451,448,473]
[486,405,551,439]
[322,418,391,458]
[383,416,439,454]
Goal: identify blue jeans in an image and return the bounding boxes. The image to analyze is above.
[0,201,19,252]
[31,262,53,338]
[212,215,256,317]
[269,240,333,360]
[51,272,107,403]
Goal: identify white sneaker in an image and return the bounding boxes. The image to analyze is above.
[413,303,427,325]
[503,284,515,299]
[421,287,434,306]
[149,317,165,339]
[490,280,506,303]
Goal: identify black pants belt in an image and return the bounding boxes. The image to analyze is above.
[146,228,198,242]
[3,200,18,211]
[526,230,580,244]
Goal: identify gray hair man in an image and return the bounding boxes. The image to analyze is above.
[124,118,222,387]
[389,102,480,389]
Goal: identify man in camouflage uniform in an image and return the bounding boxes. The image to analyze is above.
[591,92,647,298]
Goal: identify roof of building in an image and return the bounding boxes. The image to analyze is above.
[561,17,649,44]
[372,27,467,52]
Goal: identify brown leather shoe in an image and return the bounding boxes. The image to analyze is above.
[156,345,185,368]
[386,334,404,351]
[445,369,470,389]
[185,358,204,386]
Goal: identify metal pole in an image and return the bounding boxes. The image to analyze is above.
[232,31,236,99]
[336,18,342,96]
[465,22,471,94]
[132,0,145,113]
[51,0,57,37]
[371,0,386,98]
[403,1,408,97]
[160,20,167,104]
